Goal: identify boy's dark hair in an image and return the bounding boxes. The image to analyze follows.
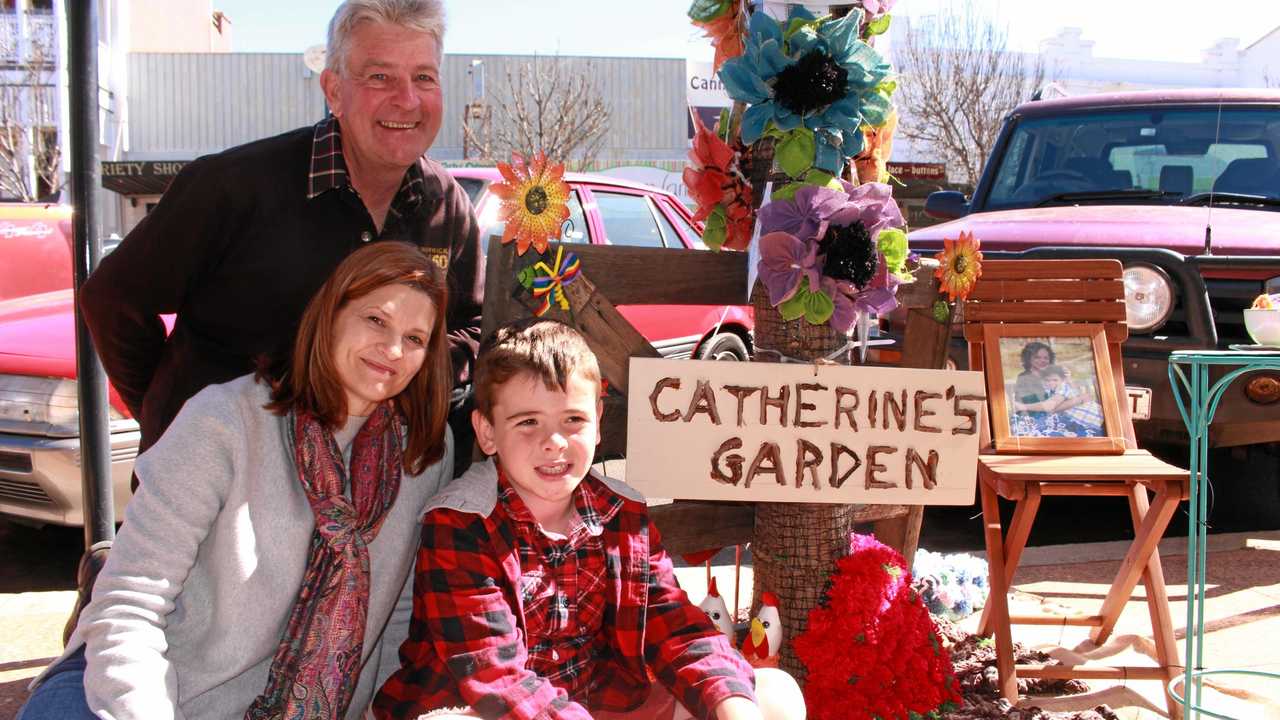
[473,318,601,419]
[1041,364,1068,379]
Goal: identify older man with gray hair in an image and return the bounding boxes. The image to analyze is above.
[82,0,482,478]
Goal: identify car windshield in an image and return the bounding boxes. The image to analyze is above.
[985,107,1280,211]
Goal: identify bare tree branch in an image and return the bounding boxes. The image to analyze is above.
[895,1,1046,187]
[465,55,612,169]
[0,41,61,202]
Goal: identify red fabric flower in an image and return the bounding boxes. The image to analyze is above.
[793,534,961,720]
[683,115,754,252]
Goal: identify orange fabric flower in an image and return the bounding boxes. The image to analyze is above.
[489,151,571,256]
[934,230,983,302]
[854,109,898,185]
[692,2,746,71]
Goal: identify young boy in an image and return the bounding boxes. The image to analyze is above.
[374,319,802,720]
[1040,365,1105,437]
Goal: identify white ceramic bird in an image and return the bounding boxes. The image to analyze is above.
[697,577,735,642]
[741,591,782,667]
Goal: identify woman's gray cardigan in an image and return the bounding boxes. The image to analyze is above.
[40,374,452,720]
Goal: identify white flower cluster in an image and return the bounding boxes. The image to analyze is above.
[911,548,990,622]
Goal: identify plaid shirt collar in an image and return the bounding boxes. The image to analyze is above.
[306,115,426,219]
[495,463,623,542]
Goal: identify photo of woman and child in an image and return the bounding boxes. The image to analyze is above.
[1005,339,1106,438]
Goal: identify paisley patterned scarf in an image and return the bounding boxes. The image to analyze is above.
[246,402,403,720]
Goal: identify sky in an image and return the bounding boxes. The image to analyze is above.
[211,0,1280,65]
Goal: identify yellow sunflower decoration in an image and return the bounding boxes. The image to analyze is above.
[935,230,983,302]
[490,151,571,256]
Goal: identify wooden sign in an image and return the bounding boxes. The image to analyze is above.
[626,358,985,505]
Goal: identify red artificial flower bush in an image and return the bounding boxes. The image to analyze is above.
[793,533,961,720]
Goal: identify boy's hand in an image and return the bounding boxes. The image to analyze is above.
[714,696,765,720]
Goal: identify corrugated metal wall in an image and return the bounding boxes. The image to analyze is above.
[126,53,327,157]
[125,52,689,163]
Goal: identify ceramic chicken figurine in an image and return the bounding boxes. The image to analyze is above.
[740,591,782,668]
[697,577,735,642]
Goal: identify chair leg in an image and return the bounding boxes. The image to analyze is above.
[1090,483,1181,645]
[979,476,1019,703]
[1129,483,1185,720]
[977,484,1042,637]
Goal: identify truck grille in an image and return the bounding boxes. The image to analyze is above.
[1157,278,1262,347]
[0,478,54,505]
[0,450,33,473]
[1206,278,1264,347]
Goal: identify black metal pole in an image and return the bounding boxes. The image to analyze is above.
[67,0,114,547]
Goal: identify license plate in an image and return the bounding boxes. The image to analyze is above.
[1126,386,1152,420]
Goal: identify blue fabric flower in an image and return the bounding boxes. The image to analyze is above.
[718,6,894,174]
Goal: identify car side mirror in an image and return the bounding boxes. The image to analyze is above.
[924,191,969,220]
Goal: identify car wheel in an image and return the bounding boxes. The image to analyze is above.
[698,332,749,361]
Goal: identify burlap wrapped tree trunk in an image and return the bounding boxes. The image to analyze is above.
[748,279,858,681]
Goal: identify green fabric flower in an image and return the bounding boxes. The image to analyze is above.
[701,206,730,252]
[877,227,909,278]
[778,277,835,324]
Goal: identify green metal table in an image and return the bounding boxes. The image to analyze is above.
[1168,349,1280,718]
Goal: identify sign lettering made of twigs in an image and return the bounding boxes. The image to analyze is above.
[626,358,985,505]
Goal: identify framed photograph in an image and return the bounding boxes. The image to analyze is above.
[983,323,1126,455]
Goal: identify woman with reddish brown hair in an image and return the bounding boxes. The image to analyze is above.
[20,241,455,720]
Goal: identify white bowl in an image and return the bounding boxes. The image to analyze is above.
[1244,308,1280,346]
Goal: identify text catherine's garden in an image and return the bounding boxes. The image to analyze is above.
[626,358,986,505]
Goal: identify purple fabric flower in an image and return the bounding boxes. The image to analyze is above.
[862,0,897,18]
[758,231,821,305]
[759,181,906,246]
[821,276,859,334]
[823,181,905,241]
[758,184,847,241]
[758,181,908,330]
[822,261,903,334]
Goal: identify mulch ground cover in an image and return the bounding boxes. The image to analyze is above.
[936,619,1122,720]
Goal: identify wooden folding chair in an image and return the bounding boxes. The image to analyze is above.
[965,259,1188,719]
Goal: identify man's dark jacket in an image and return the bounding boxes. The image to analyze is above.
[81,124,484,453]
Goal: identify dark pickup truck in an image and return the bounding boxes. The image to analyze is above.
[908,88,1280,526]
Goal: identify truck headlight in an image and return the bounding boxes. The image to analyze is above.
[0,375,127,436]
[1123,264,1174,333]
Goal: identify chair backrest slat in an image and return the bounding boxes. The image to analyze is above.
[978,259,1122,281]
[967,278,1124,302]
[965,300,1127,323]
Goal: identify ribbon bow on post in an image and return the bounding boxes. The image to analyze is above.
[518,245,582,317]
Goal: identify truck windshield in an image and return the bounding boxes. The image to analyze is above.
[985,107,1280,211]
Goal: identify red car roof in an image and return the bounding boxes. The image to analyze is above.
[446,166,680,198]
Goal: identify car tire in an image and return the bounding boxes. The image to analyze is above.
[698,332,749,361]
